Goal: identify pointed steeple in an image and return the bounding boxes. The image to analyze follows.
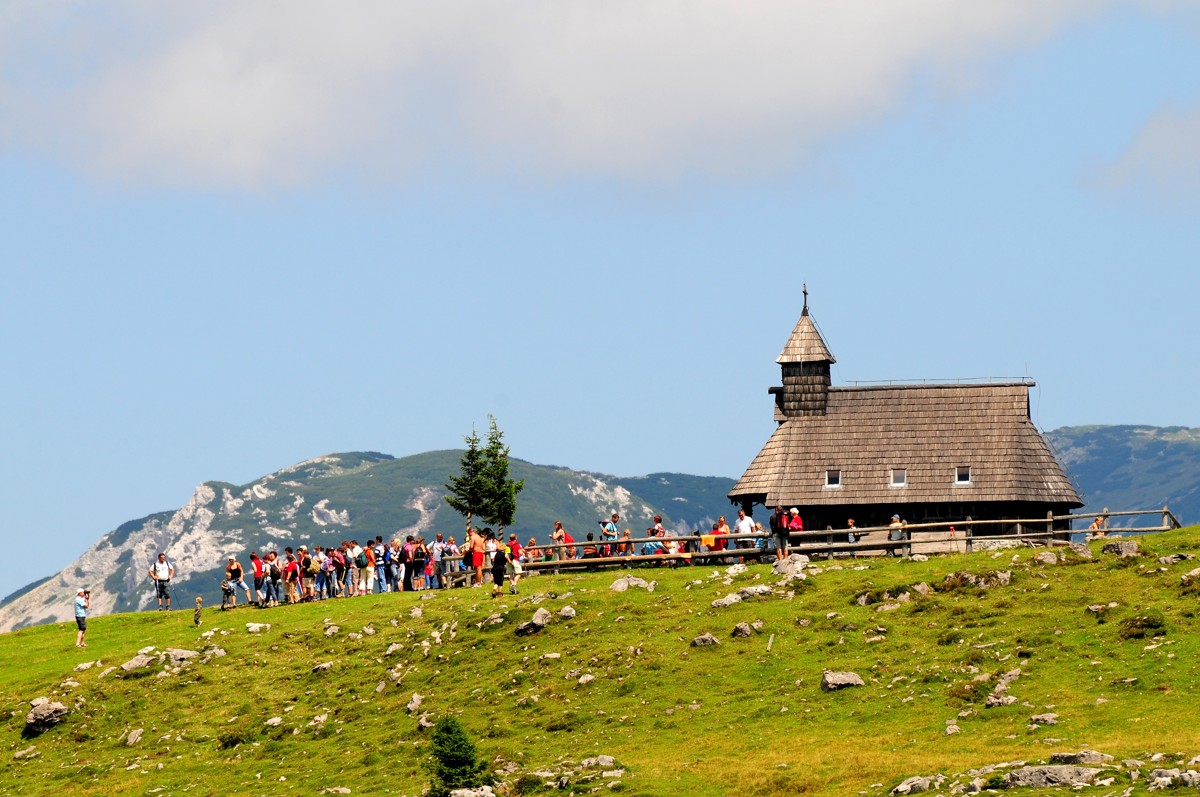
[776,285,836,365]
[774,286,834,418]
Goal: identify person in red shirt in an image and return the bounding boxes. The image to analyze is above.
[507,533,523,594]
[249,552,265,606]
[283,554,301,604]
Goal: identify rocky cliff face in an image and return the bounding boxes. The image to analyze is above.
[0,483,230,631]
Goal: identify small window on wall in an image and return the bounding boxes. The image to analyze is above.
[955,466,972,484]
[825,469,841,488]
[890,468,907,487]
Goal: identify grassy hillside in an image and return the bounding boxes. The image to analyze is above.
[4,530,1200,796]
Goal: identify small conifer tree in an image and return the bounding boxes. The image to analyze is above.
[426,716,487,797]
[444,427,486,534]
[481,414,524,537]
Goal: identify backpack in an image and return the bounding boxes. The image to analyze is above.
[304,556,318,576]
[268,562,281,581]
[354,551,368,569]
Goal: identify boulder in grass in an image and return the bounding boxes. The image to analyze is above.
[1005,766,1102,788]
[691,633,720,647]
[890,775,931,794]
[24,702,69,735]
[731,622,753,638]
[1050,751,1114,766]
[1102,540,1140,559]
[820,671,864,691]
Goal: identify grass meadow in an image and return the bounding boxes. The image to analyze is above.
[3,529,1200,796]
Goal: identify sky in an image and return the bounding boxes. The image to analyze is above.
[4,1,1200,584]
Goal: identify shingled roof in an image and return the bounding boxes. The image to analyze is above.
[730,382,1082,509]
[777,307,836,365]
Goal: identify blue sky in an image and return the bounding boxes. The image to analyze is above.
[3,2,1199,583]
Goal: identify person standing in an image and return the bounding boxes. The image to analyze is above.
[507,533,523,594]
[74,588,90,647]
[733,508,756,549]
[249,552,265,606]
[769,505,789,561]
[430,533,446,589]
[600,513,620,557]
[226,556,253,607]
[149,553,174,611]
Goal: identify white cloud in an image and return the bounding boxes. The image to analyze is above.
[0,1,1107,189]
[1097,104,1200,201]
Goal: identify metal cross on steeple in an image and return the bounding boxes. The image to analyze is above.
[802,283,809,315]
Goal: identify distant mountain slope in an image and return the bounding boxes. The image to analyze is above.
[0,451,734,632]
[1047,425,1200,525]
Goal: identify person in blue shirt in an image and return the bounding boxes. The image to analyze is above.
[74,588,90,647]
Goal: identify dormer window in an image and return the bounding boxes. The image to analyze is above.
[890,468,907,487]
[825,469,841,488]
[955,466,971,485]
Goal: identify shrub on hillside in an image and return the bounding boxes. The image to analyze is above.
[426,716,489,797]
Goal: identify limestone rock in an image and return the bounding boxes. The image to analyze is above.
[821,671,864,691]
[558,606,576,619]
[125,728,143,745]
[265,717,283,727]
[245,622,270,633]
[532,608,553,627]
[891,775,930,794]
[731,622,753,638]
[610,576,655,592]
[407,693,423,713]
[121,654,157,672]
[1181,567,1200,587]
[711,593,742,609]
[691,633,720,647]
[1050,750,1114,766]
[324,625,340,637]
[1005,766,1102,788]
[1068,543,1094,559]
[312,661,333,673]
[1029,712,1059,725]
[578,673,595,685]
[1034,551,1058,566]
[1101,540,1140,559]
[13,746,38,760]
[164,648,200,664]
[24,701,69,734]
[737,585,773,600]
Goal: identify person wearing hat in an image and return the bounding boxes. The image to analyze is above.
[888,514,907,556]
[225,555,253,607]
[74,588,90,647]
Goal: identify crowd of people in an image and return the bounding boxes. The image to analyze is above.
[142,510,814,615]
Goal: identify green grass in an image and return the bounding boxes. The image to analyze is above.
[5,530,1200,796]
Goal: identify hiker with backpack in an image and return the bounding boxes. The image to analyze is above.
[298,546,318,601]
[263,551,282,607]
[346,540,365,596]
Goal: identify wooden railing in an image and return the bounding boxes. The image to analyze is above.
[433,506,1183,576]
